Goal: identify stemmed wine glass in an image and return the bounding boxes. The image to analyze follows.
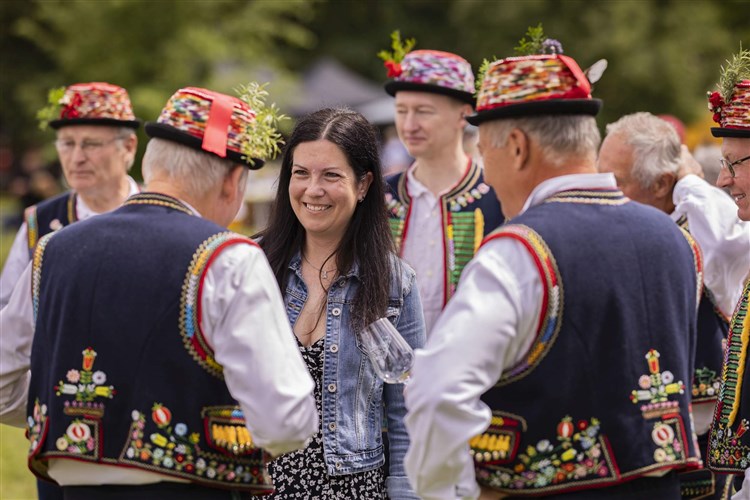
[360,317,414,384]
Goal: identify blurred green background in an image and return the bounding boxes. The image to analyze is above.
[1,0,749,497]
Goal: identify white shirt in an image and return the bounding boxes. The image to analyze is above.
[671,174,750,437]
[0,177,141,309]
[0,201,317,486]
[400,165,452,336]
[403,173,617,500]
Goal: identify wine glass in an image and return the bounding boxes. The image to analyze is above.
[360,317,414,384]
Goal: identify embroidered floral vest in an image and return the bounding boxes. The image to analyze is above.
[676,216,730,407]
[472,189,702,496]
[708,277,750,473]
[26,193,274,495]
[24,191,78,258]
[384,159,503,304]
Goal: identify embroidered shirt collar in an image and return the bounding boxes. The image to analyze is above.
[519,173,617,216]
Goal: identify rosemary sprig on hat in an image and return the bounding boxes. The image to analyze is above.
[378,30,416,78]
[36,87,66,130]
[514,23,564,56]
[718,45,750,104]
[475,58,496,95]
[235,82,287,165]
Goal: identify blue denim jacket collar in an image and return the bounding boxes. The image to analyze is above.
[287,251,362,282]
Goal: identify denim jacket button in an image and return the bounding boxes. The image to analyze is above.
[330,344,339,353]
[336,278,346,287]
[328,422,336,431]
[327,383,337,393]
[331,307,342,317]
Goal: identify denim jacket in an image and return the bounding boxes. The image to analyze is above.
[284,252,425,499]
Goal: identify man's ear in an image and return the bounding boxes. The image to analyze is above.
[222,165,246,200]
[651,171,677,198]
[507,128,529,170]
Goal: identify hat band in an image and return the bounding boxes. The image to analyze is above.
[478,86,590,112]
[202,94,235,158]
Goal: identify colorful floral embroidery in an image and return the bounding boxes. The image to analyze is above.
[475,416,616,491]
[54,347,115,410]
[709,418,750,470]
[27,399,48,456]
[485,225,563,385]
[54,419,98,456]
[651,418,686,463]
[181,232,255,378]
[693,366,721,401]
[630,349,686,410]
[121,404,270,488]
[470,412,526,464]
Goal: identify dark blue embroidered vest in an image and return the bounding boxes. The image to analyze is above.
[676,216,730,408]
[384,159,503,304]
[471,189,702,496]
[708,278,750,473]
[26,193,273,495]
[24,191,78,258]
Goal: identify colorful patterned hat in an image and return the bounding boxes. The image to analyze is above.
[467,54,601,125]
[708,47,750,138]
[41,82,140,130]
[379,32,475,105]
[145,84,285,169]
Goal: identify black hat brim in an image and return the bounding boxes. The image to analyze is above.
[711,127,750,138]
[467,99,602,126]
[50,117,141,130]
[145,122,265,170]
[385,81,475,106]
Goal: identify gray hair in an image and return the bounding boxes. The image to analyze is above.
[116,127,137,170]
[605,112,681,188]
[142,137,238,199]
[484,115,601,167]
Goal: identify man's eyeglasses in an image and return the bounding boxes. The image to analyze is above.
[719,155,750,178]
[55,137,122,154]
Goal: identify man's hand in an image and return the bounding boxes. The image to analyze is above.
[677,145,704,180]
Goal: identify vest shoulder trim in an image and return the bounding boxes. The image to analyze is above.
[31,232,57,322]
[181,232,258,379]
[482,224,564,385]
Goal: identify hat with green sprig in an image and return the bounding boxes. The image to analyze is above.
[37,82,140,131]
[708,46,750,138]
[379,30,475,105]
[468,24,603,125]
[145,84,286,169]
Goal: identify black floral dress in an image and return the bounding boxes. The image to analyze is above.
[266,337,387,499]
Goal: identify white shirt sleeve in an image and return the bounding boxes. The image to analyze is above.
[673,175,750,316]
[200,243,318,457]
[0,262,34,427]
[404,237,543,500]
[0,224,31,310]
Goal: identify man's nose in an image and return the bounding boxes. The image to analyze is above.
[716,165,733,189]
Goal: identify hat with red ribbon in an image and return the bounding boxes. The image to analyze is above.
[708,46,750,138]
[379,31,475,105]
[145,84,285,169]
[468,25,602,125]
[38,82,140,130]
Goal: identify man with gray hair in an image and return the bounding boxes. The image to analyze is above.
[0,86,318,499]
[404,43,703,499]
[598,111,750,500]
[0,83,141,311]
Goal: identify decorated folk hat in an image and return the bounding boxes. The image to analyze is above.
[39,82,140,130]
[708,47,750,138]
[379,31,475,105]
[145,84,285,169]
[468,26,602,125]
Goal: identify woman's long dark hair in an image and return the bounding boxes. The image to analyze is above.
[256,108,394,329]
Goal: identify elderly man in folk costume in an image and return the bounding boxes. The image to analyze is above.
[705,47,750,500]
[598,111,750,500]
[380,32,504,336]
[0,85,318,499]
[404,28,704,500]
[0,83,142,310]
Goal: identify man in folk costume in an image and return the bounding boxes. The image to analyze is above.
[0,85,318,499]
[404,29,703,500]
[0,83,141,310]
[598,111,750,500]
[380,32,504,335]
[706,46,750,499]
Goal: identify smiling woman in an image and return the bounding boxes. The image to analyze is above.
[254,108,425,499]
